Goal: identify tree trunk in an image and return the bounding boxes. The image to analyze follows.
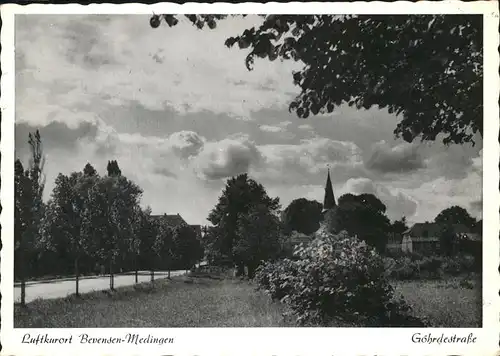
[75,257,80,296]
[19,245,26,306]
[150,269,154,282]
[109,260,114,290]
[135,255,139,284]
[235,263,245,277]
[247,263,256,279]
[168,269,170,279]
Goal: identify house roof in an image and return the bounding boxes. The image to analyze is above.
[405,222,472,238]
[450,224,471,234]
[150,213,187,229]
[404,222,442,237]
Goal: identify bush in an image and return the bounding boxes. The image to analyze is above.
[388,254,478,280]
[255,231,426,326]
[441,257,463,276]
[254,259,299,301]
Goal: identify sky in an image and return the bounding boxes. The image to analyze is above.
[14,14,483,226]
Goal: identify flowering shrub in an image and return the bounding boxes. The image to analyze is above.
[255,231,426,326]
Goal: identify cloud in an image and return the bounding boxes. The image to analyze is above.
[298,124,314,131]
[424,145,480,180]
[16,15,302,122]
[401,168,482,223]
[279,121,293,127]
[257,137,366,186]
[168,131,205,159]
[153,167,178,179]
[259,125,285,133]
[14,15,483,226]
[365,141,425,174]
[195,136,262,180]
[469,200,482,218]
[15,121,99,161]
[342,177,418,221]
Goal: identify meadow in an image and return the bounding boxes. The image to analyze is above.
[14,273,481,328]
[392,276,482,328]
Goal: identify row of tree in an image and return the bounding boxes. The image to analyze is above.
[201,174,399,277]
[278,194,481,255]
[15,131,203,305]
[201,174,398,277]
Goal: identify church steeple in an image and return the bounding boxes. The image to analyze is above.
[323,167,336,210]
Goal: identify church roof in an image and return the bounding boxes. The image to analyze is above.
[323,168,336,210]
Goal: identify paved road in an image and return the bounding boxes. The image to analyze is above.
[14,270,186,304]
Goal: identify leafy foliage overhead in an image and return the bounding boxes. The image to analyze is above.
[151,14,482,146]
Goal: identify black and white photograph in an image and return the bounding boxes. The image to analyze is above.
[1,3,499,354]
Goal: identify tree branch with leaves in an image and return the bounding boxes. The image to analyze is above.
[151,14,482,146]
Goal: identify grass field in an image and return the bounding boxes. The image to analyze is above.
[392,276,482,328]
[14,274,481,328]
[14,275,294,328]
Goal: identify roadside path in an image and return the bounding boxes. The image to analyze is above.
[14,270,185,303]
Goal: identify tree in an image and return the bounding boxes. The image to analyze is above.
[440,224,456,256]
[334,193,391,252]
[83,162,97,177]
[106,160,122,177]
[207,173,280,273]
[46,165,100,296]
[203,225,230,266]
[392,217,409,235]
[14,159,30,305]
[129,206,144,283]
[152,14,482,146]
[282,198,323,235]
[473,219,482,234]
[87,167,142,289]
[132,207,163,281]
[14,130,46,305]
[154,217,174,279]
[234,204,282,278]
[109,176,142,288]
[434,205,476,230]
[172,225,203,271]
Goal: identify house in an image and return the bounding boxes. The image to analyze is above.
[400,222,478,255]
[151,213,201,238]
[289,231,312,246]
[385,233,403,253]
[401,222,442,254]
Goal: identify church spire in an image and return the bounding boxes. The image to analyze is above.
[323,167,336,210]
